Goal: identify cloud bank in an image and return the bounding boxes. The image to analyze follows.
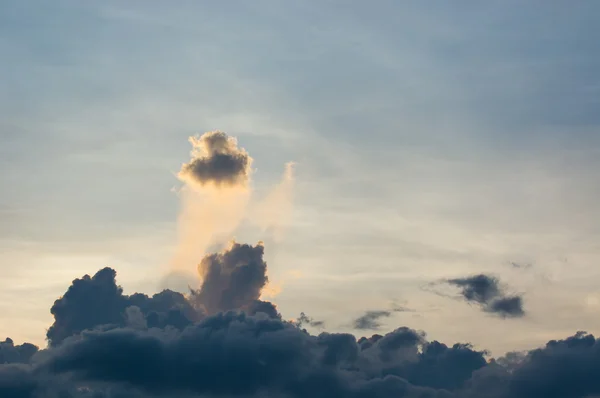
[2,245,598,397]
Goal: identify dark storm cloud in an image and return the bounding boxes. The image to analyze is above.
[0,365,37,398]
[7,244,600,397]
[47,267,198,346]
[0,338,38,364]
[36,314,481,398]
[5,264,600,398]
[178,131,252,188]
[193,241,268,315]
[446,274,525,318]
[47,242,277,346]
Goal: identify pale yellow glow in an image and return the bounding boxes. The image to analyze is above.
[166,185,250,275]
[260,280,283,300]
[251,161,295,242]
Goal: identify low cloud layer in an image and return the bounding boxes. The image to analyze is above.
[446,274,525,318]
[1,247,600,397]
[178,131,252,189]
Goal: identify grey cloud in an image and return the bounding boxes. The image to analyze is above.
[295,312,325,329]
[353,310,393,330]
[6,245,600,397]
[35,315,478,397]
[178,131,252,188]
[353,305,414,330]
[47,267,198,346]
[446,274,525,318]
[192,241,269,315]
[0,339,38,365]
[447,275,502,305]
[47,242,278,347]
[5,262,600,398]
[486,296,525,319]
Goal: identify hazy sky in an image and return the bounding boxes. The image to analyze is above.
[2,1,600,356]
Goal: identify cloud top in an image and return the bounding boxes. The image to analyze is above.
[178,131,252,189]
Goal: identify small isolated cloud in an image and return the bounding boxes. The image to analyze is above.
[353,304,415,330]
[509,261,533,270]
[447,274,502,305]
[353,310,393,330]
[446,274,525,318]
[178,131,252,189]
[294,312,325,329]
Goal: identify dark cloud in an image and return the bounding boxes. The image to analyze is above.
[447,275,502,305]
[243,299,281,319]
[47,267,198,346]
[178,131,252,188]
[35,315,478,398]
[446,274,525,318]
[353,310,393,330]
[48,242,275,347]
[353,305,413,330]
[6,243,600,397]
[0,339,38,364]
[295,312,325,329]
[192,241,268,315]
[0,365,38,398]
[486,296,525,318]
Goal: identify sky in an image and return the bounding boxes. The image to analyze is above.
[2,0,600,377]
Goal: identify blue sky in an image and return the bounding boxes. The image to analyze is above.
[1,1,600,354]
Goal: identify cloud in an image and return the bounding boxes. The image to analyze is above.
[46,267,198,346]
[47,240,280,349]
[353,310,393,330]
[32,313,485,397]
[446,274,526,318]
[294,312,325,329]
[0,339,38,365]
[486,296,525,318]
[192,241,269,315]
[178,131,252,189]
[353,305,414,330]
[4,260,600,397]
